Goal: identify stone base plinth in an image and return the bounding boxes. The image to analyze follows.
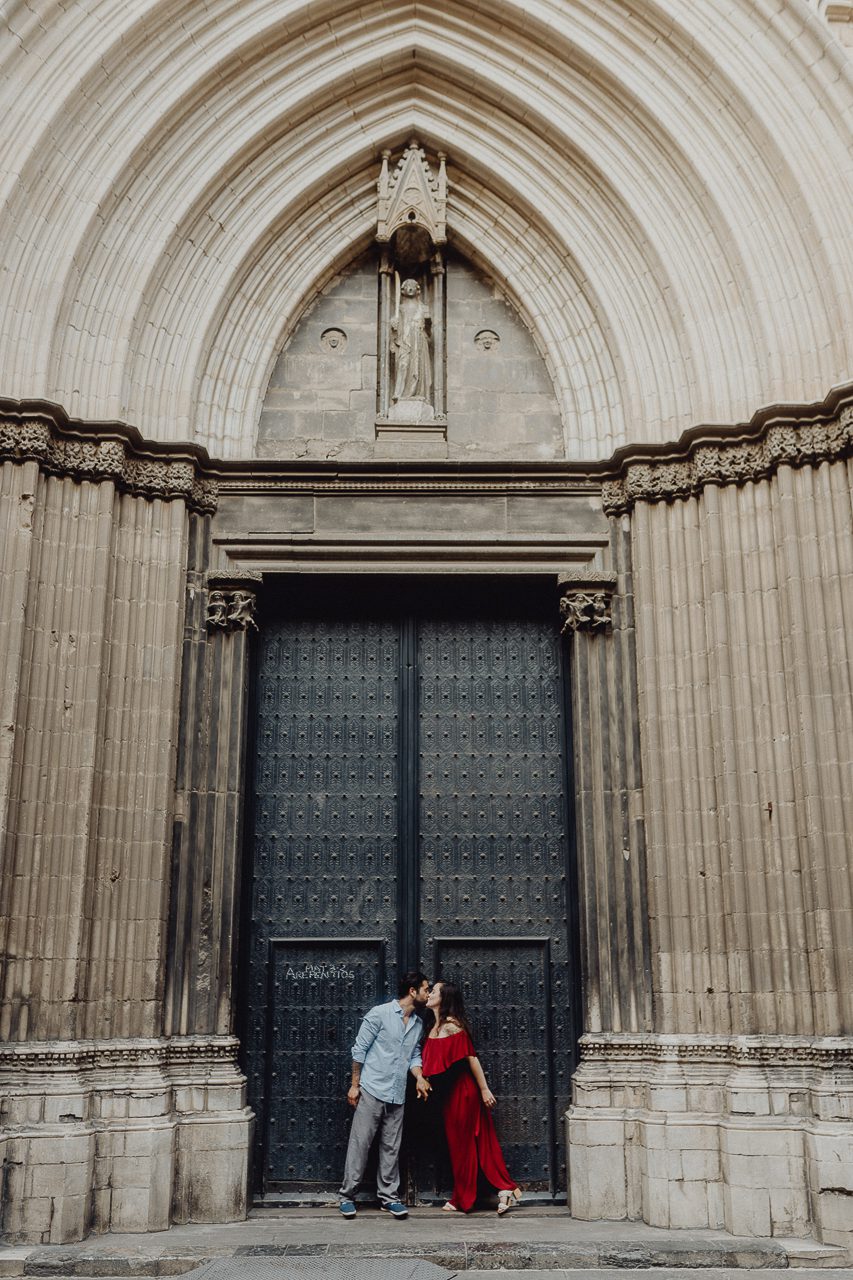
[567,1033,853,1256]
[375,414,447,445]
[0,1036,252,1243]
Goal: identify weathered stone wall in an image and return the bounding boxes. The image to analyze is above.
[561,549,653,1041]
[634,460,852,1042]
[258,252,564,461]
[0,416,251,1243]
[2,394,852,1251]
[258,258,378,458]
[568,406,853,1251]
[0,471,186,1044]
[445,256,563,458]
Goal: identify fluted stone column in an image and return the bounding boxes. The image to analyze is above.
[164,549,259,1222]
[559,564,653,1037]
[559,552,654,1220]
[0,406,252,1244]
[571,400,853,1247]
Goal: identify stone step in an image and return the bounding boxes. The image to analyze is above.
[6,1237,837,1275]
[4,1214,849,1276]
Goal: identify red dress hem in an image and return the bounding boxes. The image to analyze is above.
[422,1030,518,1213]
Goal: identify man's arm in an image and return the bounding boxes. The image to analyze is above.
[347,1061,362,1108]
[348,1008,381,1107]
[409,1030,431,1100]
[410,1062,431,1101]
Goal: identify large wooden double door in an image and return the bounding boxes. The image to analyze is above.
[241,576,579,1200]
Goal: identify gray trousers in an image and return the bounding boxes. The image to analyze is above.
[339,1088,405,1205]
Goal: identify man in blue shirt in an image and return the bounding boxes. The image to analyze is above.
[338,970,431,1218]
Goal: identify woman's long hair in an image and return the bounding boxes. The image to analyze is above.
[436,978,473,1036]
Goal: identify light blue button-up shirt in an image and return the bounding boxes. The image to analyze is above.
[351,999,424,1105]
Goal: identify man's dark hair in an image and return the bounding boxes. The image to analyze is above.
[397,969,428,998]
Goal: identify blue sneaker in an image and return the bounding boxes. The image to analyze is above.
[381,1200,408,1218]
[339,1200,357,1218]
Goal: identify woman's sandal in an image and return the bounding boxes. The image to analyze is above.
[442,1201,458,1212]
[497,1188,522,1215]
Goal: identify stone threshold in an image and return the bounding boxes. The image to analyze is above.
[1,1212,848,1275]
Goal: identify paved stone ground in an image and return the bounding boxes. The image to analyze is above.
[1,1209,848,1276]
[3,1271,849,1280]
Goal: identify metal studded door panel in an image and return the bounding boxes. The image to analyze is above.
[245,617,400,1187]
[418,618,571,1192]
[266,939,385,1184]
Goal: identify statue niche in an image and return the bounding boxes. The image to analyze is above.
[375,143,447,434]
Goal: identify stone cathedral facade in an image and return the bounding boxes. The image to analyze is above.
[0,0,851,1254]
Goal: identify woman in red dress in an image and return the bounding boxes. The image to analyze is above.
[421,979,522,1214]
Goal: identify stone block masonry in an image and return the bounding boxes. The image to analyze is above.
[0,1037,250,1242]
[569,1034,853,1249]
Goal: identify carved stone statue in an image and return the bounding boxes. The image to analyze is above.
[391,279,432,411]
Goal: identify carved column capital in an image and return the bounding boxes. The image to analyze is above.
[558,570,617,635]
[205,571,262,632]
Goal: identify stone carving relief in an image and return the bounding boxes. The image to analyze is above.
[320,327,347,353]
[558,571,617,635]
[474,329,500,351]
[205,572,262,633]
[0,414,217,512]
[376,141,447,246]
[560,590,612,634]
[602,403,853,514]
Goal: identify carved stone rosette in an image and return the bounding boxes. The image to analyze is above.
[205,571,262,632]
[602,402,853,514]
[0,408,217,512]
[558,570,617,634]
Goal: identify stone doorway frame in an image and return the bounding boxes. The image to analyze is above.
[164,465,655,1216]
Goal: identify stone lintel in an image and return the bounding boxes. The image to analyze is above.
[4,384,853,529]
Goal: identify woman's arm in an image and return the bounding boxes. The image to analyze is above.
[467,1054,496,1109]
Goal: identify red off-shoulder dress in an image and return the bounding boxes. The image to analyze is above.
[421,1029,517,1212]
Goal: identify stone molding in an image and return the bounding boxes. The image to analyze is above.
[558,571,617,634]
[3,387,853,516]
[0,406,217,513]
[206,572,262,632]
[0,1034,242,1077]
[219,475,597,493]
[602,401,853,515]
[579,1032,853,1070]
